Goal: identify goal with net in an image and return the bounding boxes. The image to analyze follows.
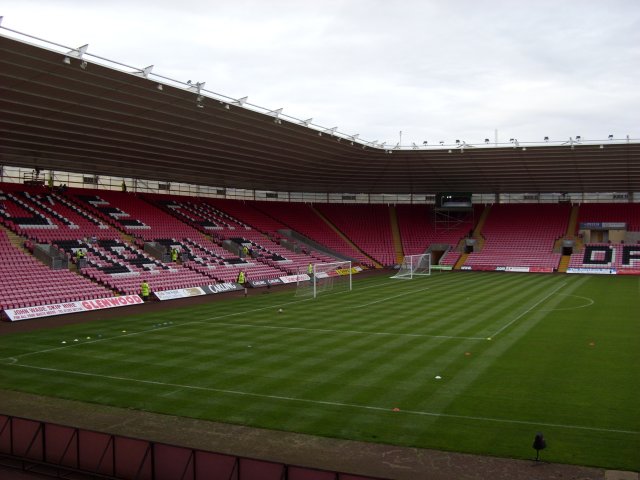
[295,261,352,298]
[391,253,431,279]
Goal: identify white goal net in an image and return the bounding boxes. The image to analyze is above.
[295,261,352,298]
[391,254,431,279]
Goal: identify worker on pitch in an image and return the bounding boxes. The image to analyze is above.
[237,270,246,286]
[140,279,151,302]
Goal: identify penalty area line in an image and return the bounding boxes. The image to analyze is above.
[9,363,638,436]
[490,282,567,338]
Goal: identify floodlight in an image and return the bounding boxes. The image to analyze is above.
[139,65,153,78]
[423,141,428,145]
[544,136,549,141]
[66,44,88,60]
[63,57,71,65]
[439,140,444,145]
[157,84,163,91]
[608,134,613,140]
[484,138,490,143]
[576,135,581,141]
[455,139,460,144]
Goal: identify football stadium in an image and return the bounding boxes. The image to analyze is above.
[0,18,639,480]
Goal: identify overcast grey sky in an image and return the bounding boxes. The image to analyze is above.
[2,0,639,146]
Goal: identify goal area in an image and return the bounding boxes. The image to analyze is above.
[295,261,352,298]
[391,254,431,279]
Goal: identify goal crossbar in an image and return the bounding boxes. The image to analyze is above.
[391,254,431,279]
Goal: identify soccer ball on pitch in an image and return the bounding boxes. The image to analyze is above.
[278,308,283,313]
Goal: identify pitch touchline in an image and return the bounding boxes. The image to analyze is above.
[195,321,484,341]
[490,282,567,338]
[9,363,638,436]
[351,287,431,308]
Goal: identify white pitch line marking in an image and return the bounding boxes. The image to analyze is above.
[538,293,594,311]
[352,287,431,308]
[490,282,567,338]
[198,321,484,341]
[8,363,638,436]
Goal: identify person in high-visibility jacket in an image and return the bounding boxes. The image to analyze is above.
[75,249,86,267]
[140,279,150,301]
[171,247,178,262]
[307,263,313,276]
[237,271,246,285]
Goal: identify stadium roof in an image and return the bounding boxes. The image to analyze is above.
[1,31,639,195]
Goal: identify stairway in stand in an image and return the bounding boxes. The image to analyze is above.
[557,255,571,273]
[310,206,382,268]
[388,206,405,264]
[1,225,28,253]
[454,253,469,270]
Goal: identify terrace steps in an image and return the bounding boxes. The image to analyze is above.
[2,224,28,253]
[472,204,491,237]
[557,255,571,273]
[310,205,382,268]
[454,253,469,270]
[565,204,580,236]
[554,205,582,252]
[388,206,405,264]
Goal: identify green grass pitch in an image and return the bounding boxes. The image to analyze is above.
[1,272,638,471]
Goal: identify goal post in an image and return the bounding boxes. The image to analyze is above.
[295,261,353,298]
[391,253,431,279]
